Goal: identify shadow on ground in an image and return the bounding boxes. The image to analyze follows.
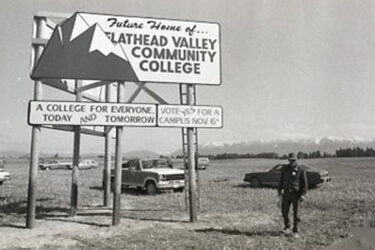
[90,186,149,195]
[120,215,188,224]
[90,186,183,196]
[195,227,283,237]
[232,183,275,189]
[0,195,186,228]
[0,197,66,215]
[41,217,109,228]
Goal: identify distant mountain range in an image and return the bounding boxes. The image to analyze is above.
[3,137,375,159]
[172,137,375,156]
[195,137,375,156]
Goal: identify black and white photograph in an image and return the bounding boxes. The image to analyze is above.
[0,0,375,249]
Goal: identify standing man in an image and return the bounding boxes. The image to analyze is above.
[278,153,308,238]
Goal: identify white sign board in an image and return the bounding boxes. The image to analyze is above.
[158,105,222,128]
[28,101,157,127]
[29,101,223,128]
[32,12,221,85]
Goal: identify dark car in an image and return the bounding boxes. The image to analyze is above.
[244,164,331,188]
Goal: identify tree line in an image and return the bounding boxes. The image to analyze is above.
[180,147,375,160]
[335,147,375,157]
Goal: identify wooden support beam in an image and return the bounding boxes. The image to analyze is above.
[113,82,125,226]
[104,84,114,207]
[77,81,111,93]
[104,126,114,135]
[41,125,105,137]
[133,82,168,104]
[35,11,72,18]
[70,80,82,216]
[187,84,197,222]
[27,15,46,229]
[40,79,100,102]
[32,38,49,46]
[127,82,146,103]
[45,19,56,30]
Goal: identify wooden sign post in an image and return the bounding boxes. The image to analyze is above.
[70,80,82,216]
[112,82,125,226]
[26,15,46,229]
[104,84,113,207]
[187,84,197,222]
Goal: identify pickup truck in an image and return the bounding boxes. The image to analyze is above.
[0,168,11,185]
[108,158,185,195]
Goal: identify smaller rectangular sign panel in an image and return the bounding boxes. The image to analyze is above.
[158,105,223,128]
[28,101,157,127]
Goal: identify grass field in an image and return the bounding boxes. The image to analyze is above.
[0,157,374,249]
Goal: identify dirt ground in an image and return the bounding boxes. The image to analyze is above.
[0,206,275,249]
[1,158,375,249]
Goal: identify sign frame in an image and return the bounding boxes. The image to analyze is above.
[31,11,222,86]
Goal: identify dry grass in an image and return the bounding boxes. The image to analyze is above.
[0,158,374,249]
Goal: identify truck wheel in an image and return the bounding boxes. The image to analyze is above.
[250,177,262,188]
[146,181,157,195]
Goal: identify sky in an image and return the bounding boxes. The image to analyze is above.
[1,0,375,155]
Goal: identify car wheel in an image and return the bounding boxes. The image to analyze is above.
[174,187,184,193]
[250,177,262,188]
[46,167,50,170]
[145,181,157,195]
[0,181,3,185]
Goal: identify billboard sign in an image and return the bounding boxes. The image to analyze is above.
[28,101,223,128]
[31,12,221,85]
[158,105,222,128]
[28,101,157,127]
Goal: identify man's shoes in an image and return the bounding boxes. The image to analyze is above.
[282,227,291,235]
[292,232,300,239]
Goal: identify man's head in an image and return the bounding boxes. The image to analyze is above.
[288,153,297,164]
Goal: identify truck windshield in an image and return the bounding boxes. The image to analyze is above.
[142,159,168,169]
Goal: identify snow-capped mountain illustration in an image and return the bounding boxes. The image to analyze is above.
[68,13,128,60]
[31,13,137,81]
[88,24,128,61]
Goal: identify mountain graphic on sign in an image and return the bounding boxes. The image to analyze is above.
[31,13,138,81]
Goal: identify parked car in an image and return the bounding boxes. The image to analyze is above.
[197,157,209,170]
[244,164,331,188]
[78,159,98,169]
[0,168,11,185]
[39,159,72,170]
[105,158,185,195]
[39,159,98,170]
